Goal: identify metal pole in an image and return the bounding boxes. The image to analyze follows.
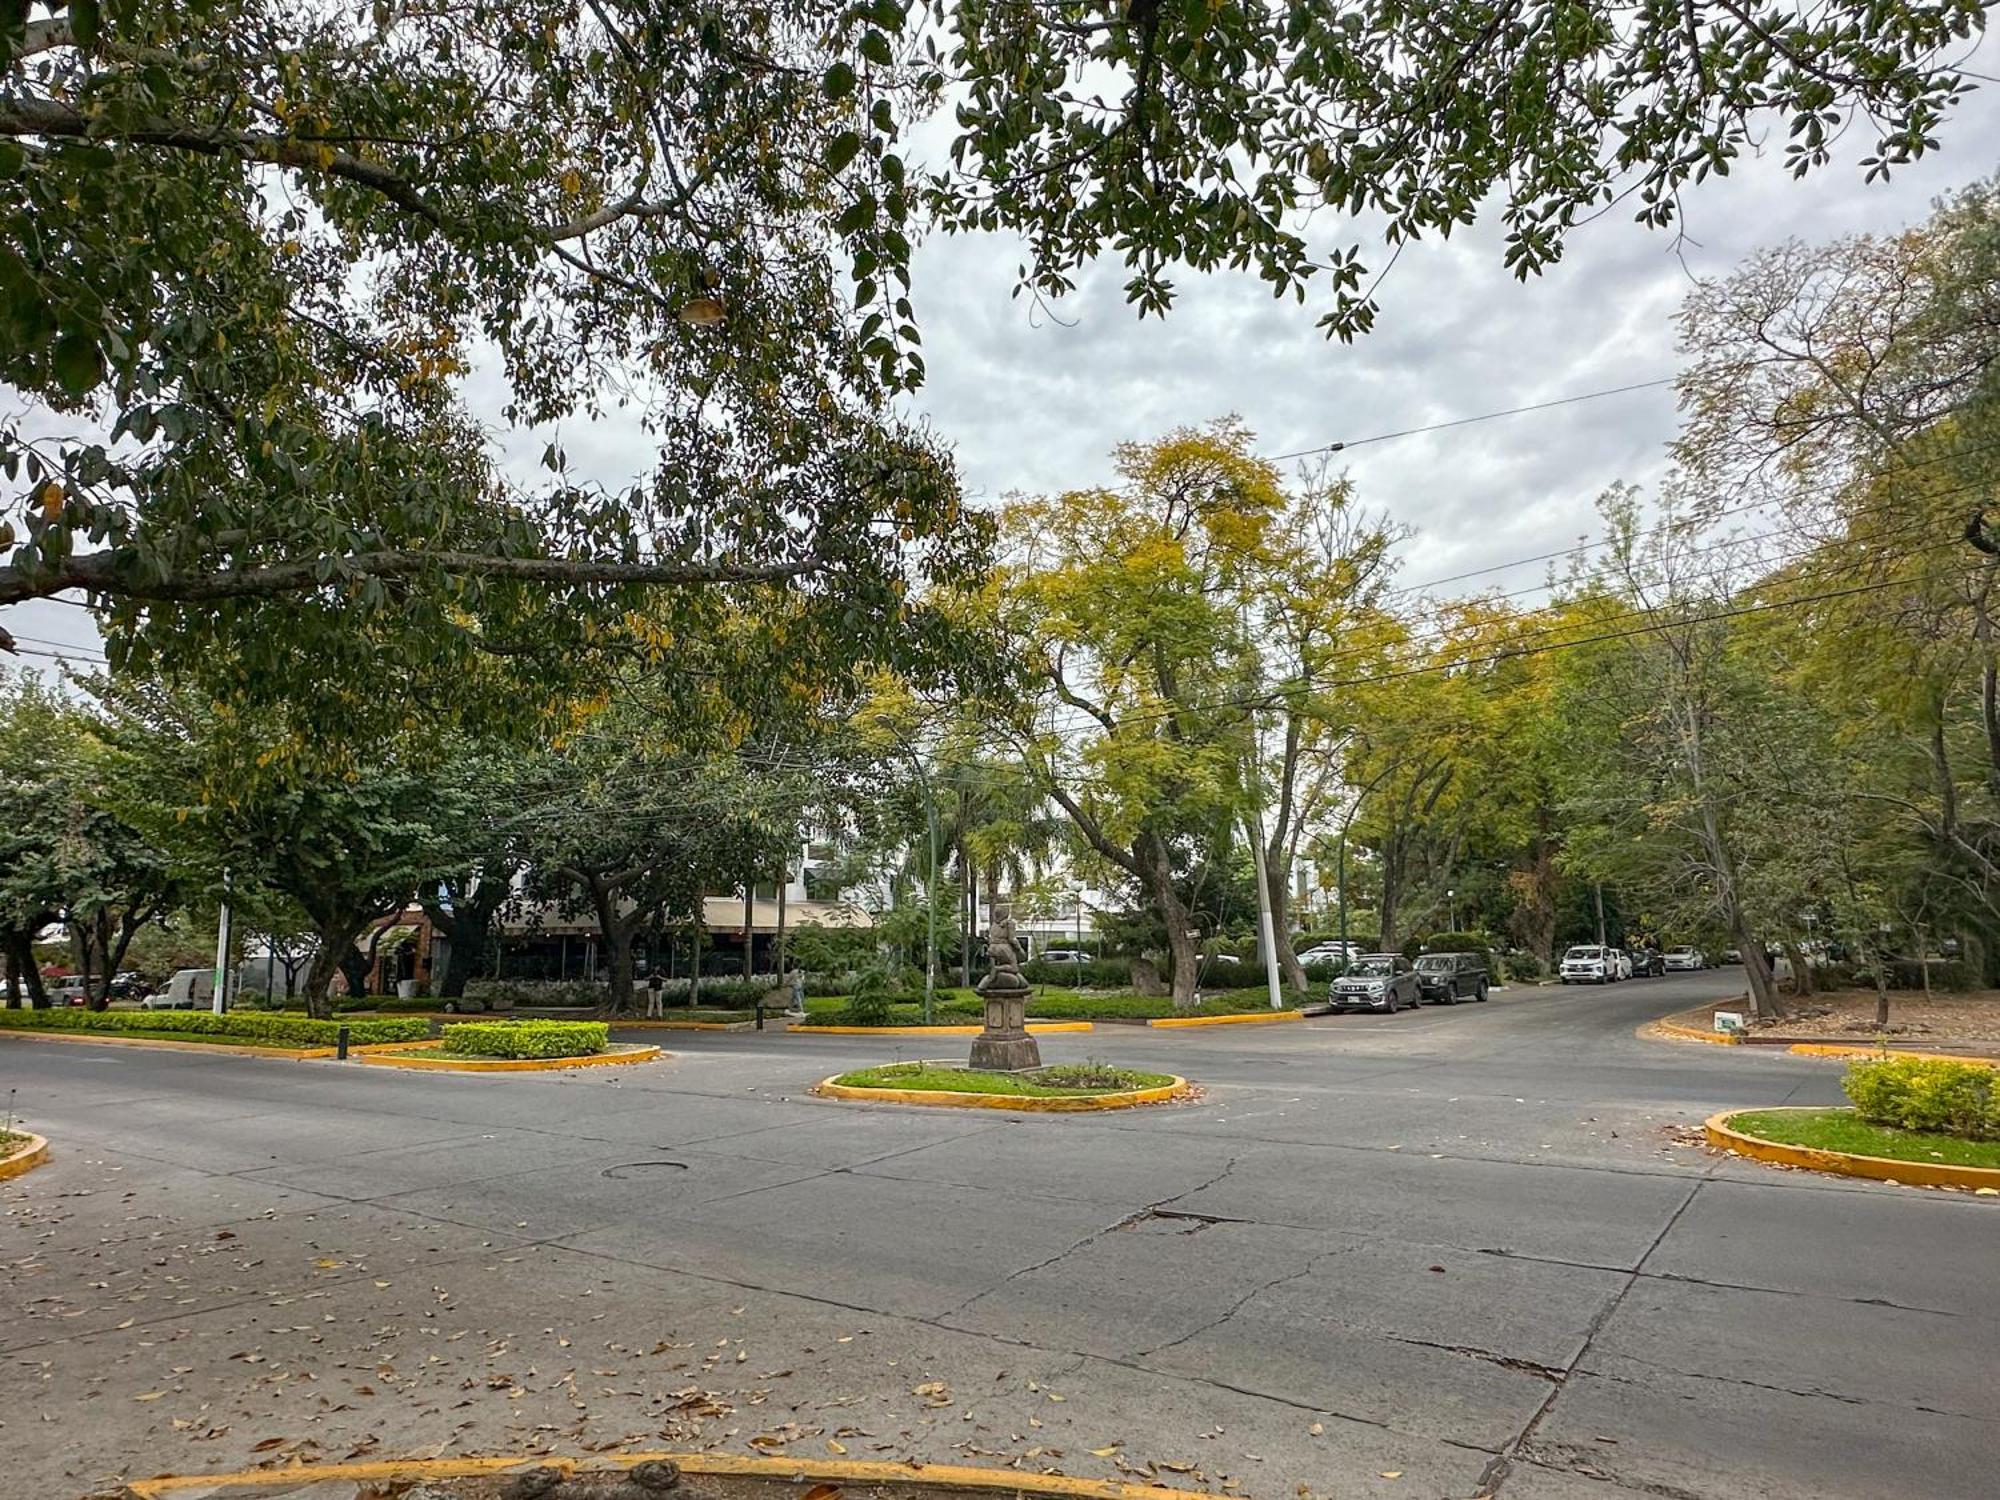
[210,867,232,1015]
[922,769,939,1025]
[1248,812,1283,1009]
[1337,832,1349,957]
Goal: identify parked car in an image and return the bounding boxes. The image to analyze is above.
[1610,949,1635,979]
[1662,945,1705,971]
[1329,953,1421,1013]
[142,968,214,1009]
[48,977,90,1007]
[1413,952,1489,1004]
[1722,948,1743,964]
[1629,949,1666,978]
[1038,948,1089,964]
[1559,945,1616,984]
[108,970,146,998]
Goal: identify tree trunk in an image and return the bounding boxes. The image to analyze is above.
[958,820,974,989]
[1873,941,1891,1030]
[1781,939,1815,999]
[1263,850,1307,992]
[1733,916,1785,1021]
[419,877,505,1000]
[604,920,636,1013]
[1137,831,1200,1010]
[301,914,372,1020]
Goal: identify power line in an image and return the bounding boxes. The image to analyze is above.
[1265,377,1676,463]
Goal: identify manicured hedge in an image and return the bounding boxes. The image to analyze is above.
[0,1009,428,1047]
[463,979,602,1009]
[439,1020,609,1059]
[1022,956,1132,988]
[1844,1056,1999,1140]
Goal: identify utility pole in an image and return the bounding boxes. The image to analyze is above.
[1594,882,1607,948]
[210,867,232,1015]
[1337,831,1349,958]
[1247,813,1283,1008]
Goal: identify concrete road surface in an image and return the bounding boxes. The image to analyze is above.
[3,971,1993,1500]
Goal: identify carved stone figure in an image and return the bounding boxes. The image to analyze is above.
[970,902,1041,1072]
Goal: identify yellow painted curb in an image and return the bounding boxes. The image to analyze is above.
[0,1132,49,1183]
[1704,1109,2000,1191]
[1643,1017,1743,1046]
[357,1043,663,1073]
[814,1072,1190,1113]
[0,1029,333,1060]
[613,1018,753,1030]
[1148,1008,1304,1028]
[791,1021,1094,1036]
[124,1450,1208,1499]
[1785,1042,2000,1068]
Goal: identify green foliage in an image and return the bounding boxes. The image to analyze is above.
[1502,952,1546,982]
[463,979,596,1010]
[1884,960,1974,991]
[1725,1108,2000,1169]
[1843,1057,2000,1140]
[1416,932,1496,969]
[838,965,905,1026]
[439,1020,608,1059]
[0,1009,426,1047]
[1021,956,1132,989]
[784,925,879,976]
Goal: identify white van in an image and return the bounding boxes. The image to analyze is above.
[143,968,215,1009]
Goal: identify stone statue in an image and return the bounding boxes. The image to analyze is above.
[979,903,1027,994]
[970,901,1041,1072]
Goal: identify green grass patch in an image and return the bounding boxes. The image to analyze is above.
[1727,1108,2000,1170]
[830,1061,1176,1096]
[438,1019,608,1059]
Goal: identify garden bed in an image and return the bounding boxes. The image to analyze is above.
[0,1009,428,1049]
[1665,990,2000,1054]
[817,1061,1190,1112]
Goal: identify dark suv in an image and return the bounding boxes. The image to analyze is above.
[1413,951,1489,1004]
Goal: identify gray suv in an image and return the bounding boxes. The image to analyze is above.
[1414,952,1489,1004]
[1330,953,1421,1014]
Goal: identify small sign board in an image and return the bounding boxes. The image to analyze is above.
[1713,1010,1746,1035]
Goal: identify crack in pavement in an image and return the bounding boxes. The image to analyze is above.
[1514,1446,1712,1500]
[1574,1352,2000,1425]
[1130,1245,1351,1359]
[1478,1171,1712,1498]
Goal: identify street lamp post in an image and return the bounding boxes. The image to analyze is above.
[1447,887,1456,933]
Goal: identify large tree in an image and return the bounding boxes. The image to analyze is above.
[4,0,1980,674]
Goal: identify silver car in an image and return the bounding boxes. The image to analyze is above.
[1330,953,1421,1014]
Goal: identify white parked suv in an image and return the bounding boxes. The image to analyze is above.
[1663,945,1706,971]
[1560,945,1616,984]
[1608,948,1634,980]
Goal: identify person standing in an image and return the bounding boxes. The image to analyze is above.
[645,970,665,1018]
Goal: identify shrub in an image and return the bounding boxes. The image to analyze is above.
[1502,951,1545,982]
[1883,959,1974,992]
[439,1020,609,1059]
[463,979,603,1009]
[0,1009,427,1047]
[1417,931,1496,970]
[1193,958,1272,990]
[1843,1056,2000,1140]
[1022,956,1132,988]
[838,966,904,1025]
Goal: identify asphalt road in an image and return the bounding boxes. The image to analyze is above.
[3,972,1993,1500]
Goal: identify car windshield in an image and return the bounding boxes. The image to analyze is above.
[1565,947,1603,960]
[1667,946,1693,954]
[1414,956,1453,971]
[1347,956,1396,976]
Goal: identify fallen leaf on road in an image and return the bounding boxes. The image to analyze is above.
[1379,1472,1402,1480]
[827,1440,847,1455]
[1089,1446,1120,1457]
[1306,1423,1324,1437]
[802,1487,841,1500]
[133,1391,165,1402]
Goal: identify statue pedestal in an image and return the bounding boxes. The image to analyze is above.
[969,982,1041,1072]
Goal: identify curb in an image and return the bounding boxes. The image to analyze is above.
[1149,1008,1304,1029]
[1704,1108,2000,1191]
[0,1131,49,1183]
[122,1451,1208,1500]
[612,1018,757,1031]
[356,1043,664,1073]
[1783,1041,2000,1068]
[0,1029,335,1060]
[815,1072,1191,1113]
[791,1021,1094,1036]
[1644,1018,1744,1047]
[1645,1017,2000,1067]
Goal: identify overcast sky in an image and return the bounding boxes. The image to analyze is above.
[7,72,1999,678]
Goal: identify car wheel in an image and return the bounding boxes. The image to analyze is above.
[1385,993,1399,1014]
[1476,981,1489,1001]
